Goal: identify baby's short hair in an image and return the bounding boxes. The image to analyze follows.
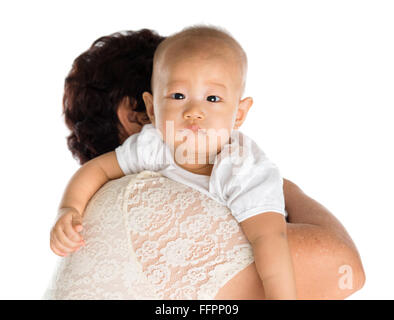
[153,24,248,94]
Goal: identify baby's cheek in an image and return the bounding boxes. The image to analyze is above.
[159,121,175,143]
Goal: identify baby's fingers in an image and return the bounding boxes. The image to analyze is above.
[50,231,75,256]
[50,239,67,257]
[50,231,66,256]
[64,222,84,244]
[55,225,83,249]
[72,212,83,233]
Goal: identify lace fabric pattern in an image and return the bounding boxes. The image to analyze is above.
[43,171,254,300]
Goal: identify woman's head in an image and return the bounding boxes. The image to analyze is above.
[63,29,165,164]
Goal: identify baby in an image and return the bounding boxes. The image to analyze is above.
[50,25,297,299]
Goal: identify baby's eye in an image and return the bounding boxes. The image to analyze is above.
[171,93,185,100]
[207,95,221,102]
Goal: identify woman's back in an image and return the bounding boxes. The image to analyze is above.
[44,171,265,299]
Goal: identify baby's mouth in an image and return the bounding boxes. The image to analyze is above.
[179,125,207,134]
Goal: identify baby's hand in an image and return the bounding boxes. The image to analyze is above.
[50,207,85,257]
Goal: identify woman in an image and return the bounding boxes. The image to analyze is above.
[45,29,365,299]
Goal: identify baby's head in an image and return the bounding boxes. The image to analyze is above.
[142,25,253,166]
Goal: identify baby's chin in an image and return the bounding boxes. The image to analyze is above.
[173,150,218,166]
[168,137,224,165]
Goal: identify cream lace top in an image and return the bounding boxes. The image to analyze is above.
[43,171,254,300]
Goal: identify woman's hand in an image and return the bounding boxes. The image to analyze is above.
[50,207,85,257]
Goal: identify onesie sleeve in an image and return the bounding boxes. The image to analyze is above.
[210,131,286,223]
[114,124,169,175]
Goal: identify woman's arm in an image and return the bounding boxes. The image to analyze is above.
[283,178,366,299]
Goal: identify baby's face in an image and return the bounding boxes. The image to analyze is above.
[144,44,252,165]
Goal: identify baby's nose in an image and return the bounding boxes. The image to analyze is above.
[183,105,204,120]
[184,113,204,120]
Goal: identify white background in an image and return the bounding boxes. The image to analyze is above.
[0,0,393,299]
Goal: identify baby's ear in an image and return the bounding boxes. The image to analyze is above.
[142,92,155,125]
[234,97,253,129]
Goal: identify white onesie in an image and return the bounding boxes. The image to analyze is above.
[115,124,286,223]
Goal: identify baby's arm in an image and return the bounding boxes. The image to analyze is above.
[240,212,297,300]
[59,151,124,216]
[50,151,124,256]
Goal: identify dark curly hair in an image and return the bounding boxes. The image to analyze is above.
[63,29,165,165]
